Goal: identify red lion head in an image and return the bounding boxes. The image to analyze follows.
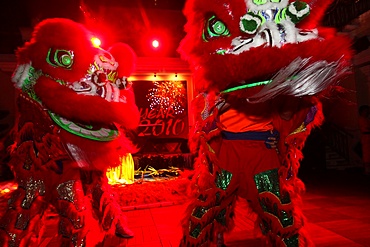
[10,18,140,170]
[179,0,352,101]
[12,18,139,139]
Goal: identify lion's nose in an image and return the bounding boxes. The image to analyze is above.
[92,71,108,86]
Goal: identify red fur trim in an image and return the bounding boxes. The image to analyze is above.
[181,135,237,246]
[263,97,323,245]
[61,131,136,171]
[298,0,335,29]
[16,18,97,83]
[188,92,221,153]
[179,0,353,92]
[108,43,137,77]
[188,37,352,92]
[33,76,140,129]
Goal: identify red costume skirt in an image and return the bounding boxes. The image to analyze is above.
[217,138,280,201]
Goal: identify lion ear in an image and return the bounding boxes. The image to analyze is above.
[296,0,335,29]
[108,43,137,77]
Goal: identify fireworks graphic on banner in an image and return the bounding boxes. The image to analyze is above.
[147,81,186,115]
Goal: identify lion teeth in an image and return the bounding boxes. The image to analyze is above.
[60,118,71,125]
[69,123,81,132]
[98,128,110,137]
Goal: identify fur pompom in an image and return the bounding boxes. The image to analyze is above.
[16,18,97,83]
[108,43,137,78]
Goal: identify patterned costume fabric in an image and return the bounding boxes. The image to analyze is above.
[0,18,139,247]
[178,0,352,246]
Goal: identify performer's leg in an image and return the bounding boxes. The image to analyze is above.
[179,182,238,247]
[84,170,133,239]
[252,168,312,246]
[0,186,46,247]
[179,140,239,247]
[55,179,89,247]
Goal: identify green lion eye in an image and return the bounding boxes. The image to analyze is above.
[213,20,227,35]
[60,54,72,66]
[46,48,74,69]
[203,15,230,41]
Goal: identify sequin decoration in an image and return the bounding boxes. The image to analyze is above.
[71,233,86,247]
[215,169,233,190]
[215,192,221,206]
[215,208,227,226]
[70,214,84,230]
[59,218,71,238]
[280,209,293,227]
[254,169,294,230]
[284,233,299,246]
[56,180,76,204]
[15,213,30,230]
[189,222,202,238]
[22,151,33,170]
[7,232,20,247]
[254,168,280,197]
[192,206,210,219]
[260,218,270,235]
[18,178,46,209]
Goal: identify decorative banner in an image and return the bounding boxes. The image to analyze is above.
[132,80,188,139]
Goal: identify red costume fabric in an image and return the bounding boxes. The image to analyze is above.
[0,18,139,247]
[178,0,352,246]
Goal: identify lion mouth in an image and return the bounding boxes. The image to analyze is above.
[49,112,119,141]
[68,61,123,103]
[49,56,124,141]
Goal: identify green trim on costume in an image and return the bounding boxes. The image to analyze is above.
[215,169,233,190]
[190,223,202,238]
[284,233,299,246]
[215,192,221,206]
[254,168,280,197]
[254,169,294,228]
[280,209,294,227]
[192,206,209,219]
[49,112,119,141]
[215,208,227,226]
[221,79,271,93]
[21,65,42,102]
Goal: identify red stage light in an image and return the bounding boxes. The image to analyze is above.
[152,40,159,48]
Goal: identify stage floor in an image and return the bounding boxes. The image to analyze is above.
[124,169,370,247]
[1,169,369,246]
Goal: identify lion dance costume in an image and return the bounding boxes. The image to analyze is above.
[0,18,139,246]
[179,0,352,246]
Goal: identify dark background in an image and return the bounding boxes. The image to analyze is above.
[1,0,369,57]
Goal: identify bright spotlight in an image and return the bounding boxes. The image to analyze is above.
[91,37,101,48]
[152,40,159,48]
